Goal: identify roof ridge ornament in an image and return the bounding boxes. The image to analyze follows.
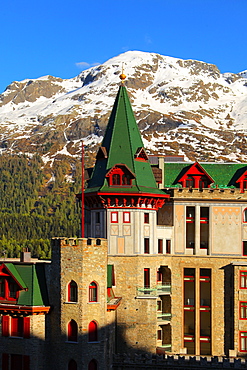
[119,63,126,84]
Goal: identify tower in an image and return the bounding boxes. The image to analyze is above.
[85,75,169,255]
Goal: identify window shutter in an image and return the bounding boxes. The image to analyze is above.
[2,316,9,337]
[23,317,30,339]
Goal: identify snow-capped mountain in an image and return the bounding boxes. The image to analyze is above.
[1,50,247,165]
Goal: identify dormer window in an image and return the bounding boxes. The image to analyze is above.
[186,176,195,188]
[134,147,148,161]
[236,170,247,193]
[0,264,24,302]
[106,164,135,187]
[112,174,121,185]
[0,277,19,301]
[178,162,213,189]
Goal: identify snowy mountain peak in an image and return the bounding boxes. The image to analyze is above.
[0,50,247,165]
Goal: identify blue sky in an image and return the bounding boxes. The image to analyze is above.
[0,0,247,93]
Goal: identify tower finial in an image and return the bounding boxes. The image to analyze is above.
[119,63,126,84]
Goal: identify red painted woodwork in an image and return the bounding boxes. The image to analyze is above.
[178,162,214,189]
[2,315,9,337]
[236,171,247,193]
[106,164,135,187]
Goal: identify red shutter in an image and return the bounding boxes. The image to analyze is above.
[2,316,9,337]
[2,353,9,370]
[23,317,30,339]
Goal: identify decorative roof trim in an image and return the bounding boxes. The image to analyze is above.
[178,162,214,183]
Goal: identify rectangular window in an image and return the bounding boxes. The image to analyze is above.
[158,239,163,254]
[2,353,9,370]
[0,278,5,298]
[157,269,162,282]
[123,212,130,223]
[240,271,247,288]
[2,354,30,370]
[144,213,149,224]
[144,238,150,254]
[111,212,118,223]
[2,316,9,337]
[11,317,23,337]
[186,206,195,249]
[240,302,247,319]
[9,282,17,299]
[243,241,247,256]
[240,331,247,352]
[157,300,162,311]
[166,240,171,254]
[96,212,100,224]
[157,329,162,340]
[144,268,150,288]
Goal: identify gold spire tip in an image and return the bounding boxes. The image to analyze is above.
[119,62,126,83]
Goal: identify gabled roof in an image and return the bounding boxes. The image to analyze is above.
[177,162,214,184]
[86,85,165,196]
[163,162,247,188]
[1,263,49,307]
[235,167,247,184]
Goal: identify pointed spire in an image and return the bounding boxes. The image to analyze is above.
[86,82,164,196]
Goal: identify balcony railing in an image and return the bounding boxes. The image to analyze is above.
[157,312,171,322]
[156,344,172,353]
[157,283,171,294]
[137,283,171,297]
[136,287,157,297]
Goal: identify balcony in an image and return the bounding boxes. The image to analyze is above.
[156,344,172,353]
[157,282,171,295]
[137,283,171,298]
[136,287,157,298]
[157,312,171,324]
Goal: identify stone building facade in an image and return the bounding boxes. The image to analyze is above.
[1,77,247,369]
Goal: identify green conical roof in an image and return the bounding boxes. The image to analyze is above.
[86,85,163,195]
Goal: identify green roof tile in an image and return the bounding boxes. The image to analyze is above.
[163,162,247,188]
[3,263,49,307]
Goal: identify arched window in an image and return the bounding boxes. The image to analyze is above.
[88,321,98,342]
[68,320,78,342]
[244,209,247,223]
[68,359,77,370]
[68,281,78,302]
[89,282,97,302]
[88,359,97,370]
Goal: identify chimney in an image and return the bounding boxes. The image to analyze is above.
[20,248,31,263]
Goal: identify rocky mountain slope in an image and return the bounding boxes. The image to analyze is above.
[1,50,247,168]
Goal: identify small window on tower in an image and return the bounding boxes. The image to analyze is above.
[144,238,150,254]
[123,212,130,223]
[96,212,100,224]
[111,212,118,223]
[144,213,149,224]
